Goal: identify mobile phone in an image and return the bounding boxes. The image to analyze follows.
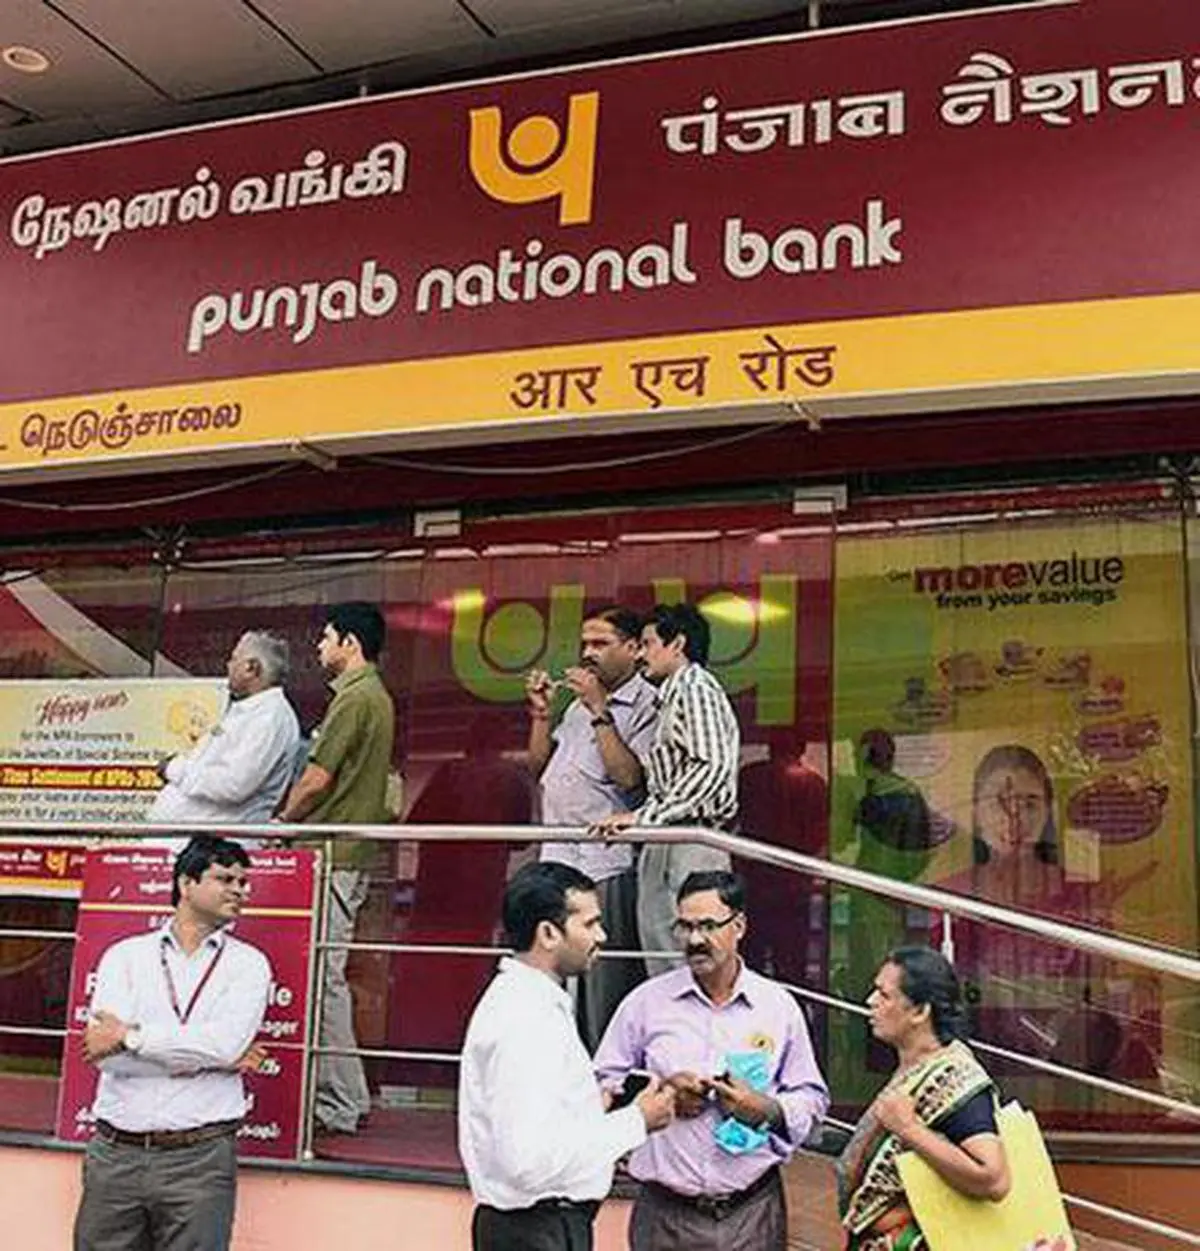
[610,1069,653,1110]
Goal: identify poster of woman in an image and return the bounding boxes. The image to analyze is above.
[829,512,1197,1127]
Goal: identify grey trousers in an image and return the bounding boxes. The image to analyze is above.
[629,1171,787,1251]
[574,868,644,1051]
[637,842,733,977]
[315,868,372,1133]
[73,1132,237,1251]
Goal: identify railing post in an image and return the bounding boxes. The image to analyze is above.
[298,839,334,1162]
[940,909,955,964]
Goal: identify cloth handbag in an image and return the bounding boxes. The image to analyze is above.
[895,1102,1076,1251]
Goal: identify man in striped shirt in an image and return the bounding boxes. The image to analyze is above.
[594,604,739,975]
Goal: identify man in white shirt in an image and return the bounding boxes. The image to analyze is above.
[526,606,659,1048]
[458,860,676,1251]
[73,836,272,1251]
[149,631,300,829]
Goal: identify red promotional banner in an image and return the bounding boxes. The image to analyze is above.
[0,0,1195,471]
[55,846,317,1160]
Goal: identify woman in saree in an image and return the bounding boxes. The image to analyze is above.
[838,947,1010,1250]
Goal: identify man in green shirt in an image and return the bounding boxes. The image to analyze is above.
[280,602,396,1135]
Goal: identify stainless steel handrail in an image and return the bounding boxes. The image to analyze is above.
[0,929,75,941]
[1062,1195,1200,1249]
[770,977,1200,1123]
[305,934,1200,1121]
[305,930,1200,1125]
[1,820,1197,1245]
[5,820,1195,983]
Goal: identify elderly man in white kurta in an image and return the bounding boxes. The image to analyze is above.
[149,631,300,830]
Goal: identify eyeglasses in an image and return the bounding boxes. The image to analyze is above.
[206,870,250,893]
[670,913,740,940]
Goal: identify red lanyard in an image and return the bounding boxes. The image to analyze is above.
[160,939,225,1025]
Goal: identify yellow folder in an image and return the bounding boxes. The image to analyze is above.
[895,1103,1076,1251]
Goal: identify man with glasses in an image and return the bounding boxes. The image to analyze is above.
[594,870,829,1251]
[73,836,271,1251]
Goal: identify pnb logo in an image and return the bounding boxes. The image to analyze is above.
[468,91,599,226]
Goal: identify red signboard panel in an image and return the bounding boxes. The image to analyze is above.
[56,845,317,1160]
[0,843,86,895]
[0,0,1194,407]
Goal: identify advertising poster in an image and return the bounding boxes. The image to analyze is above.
[55,844,318,1160]
[0,675,224,1090]
[829,512,1198,1124]
[0,677,227,826]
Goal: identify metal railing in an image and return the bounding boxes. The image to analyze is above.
[0,819,1197,1247]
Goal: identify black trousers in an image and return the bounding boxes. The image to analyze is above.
[472,1200,598,1251]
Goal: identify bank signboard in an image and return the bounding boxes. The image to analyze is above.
[0,0,1194,473]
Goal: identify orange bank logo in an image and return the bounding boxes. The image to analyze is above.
[468,91,600,225]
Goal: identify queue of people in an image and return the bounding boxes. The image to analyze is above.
[73,596,1020,1251]
[141,596,752,1118]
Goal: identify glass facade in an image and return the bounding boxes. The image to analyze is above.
[0,479,1195,1166]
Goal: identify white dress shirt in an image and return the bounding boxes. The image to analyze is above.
[148,685,300,826]
[90,922,272,1132]
[457,957,647,1209]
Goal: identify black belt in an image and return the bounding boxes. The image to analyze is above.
[530,1198,599,1217]
[481,1198,599,1219]
[644,1165,780,1220]
[94,1118,241,1151]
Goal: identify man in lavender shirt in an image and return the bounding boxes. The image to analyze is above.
[526,606,659,1048]
[594,870,829,1250]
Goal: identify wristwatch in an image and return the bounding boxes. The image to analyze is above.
[123,1025,144,1054]
[590,711,615,728]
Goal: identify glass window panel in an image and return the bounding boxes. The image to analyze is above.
[829,501,1198,1131]
[0,565,164,678]
[0,563,163,1132]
